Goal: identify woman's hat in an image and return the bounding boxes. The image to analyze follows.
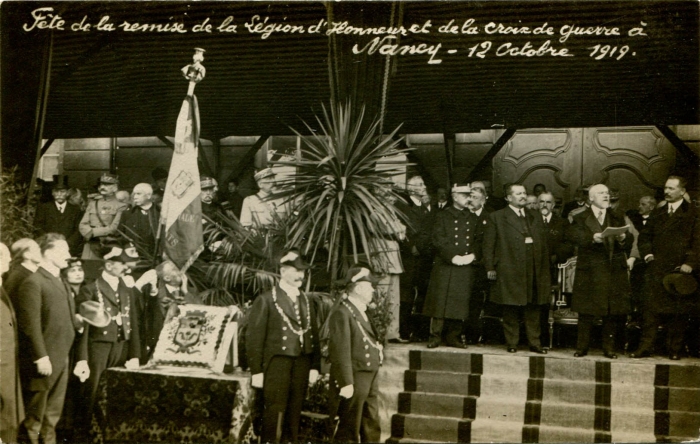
[79,301,112,327]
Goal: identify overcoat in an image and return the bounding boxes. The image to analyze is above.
[483,206,551,306]
[246,285,320,375]
[0,288,24,443]
[568,208,633,316]
[423,206,483,319]
[15,267,80,391]
[638,200,700,313]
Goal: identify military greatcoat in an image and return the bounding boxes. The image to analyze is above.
[423,206,483,320]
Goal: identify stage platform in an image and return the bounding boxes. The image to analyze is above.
[377,343,700,443]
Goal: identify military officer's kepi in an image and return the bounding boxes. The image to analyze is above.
[99,173,119,185]
[100,243,139,263]
[452,183,471,193]
[200,176,218,190]
[279,248,310,270]
[254,168,275,182]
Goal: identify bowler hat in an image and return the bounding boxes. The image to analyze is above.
[151,167,168,181]
[279,249,310,270]
[663,272,698,296]
[51,174,70,190]
[79,301,112,327]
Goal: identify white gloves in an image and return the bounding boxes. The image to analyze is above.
[74,360,90,382]
[309,369,319,384]
[339,385,354,399]
[626,257,636,271]
[451,254,476,266]
[252,373,264,388]
[121,275,136,288]
[135,269,158,293]
[124,358,140,370]
[35,356,52,376]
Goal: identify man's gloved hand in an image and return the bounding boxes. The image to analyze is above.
[73,360,90,382]
[36,356,52,376]
[308,369,319,384]
[339,385,354,399]
[252,373,264,388]
[124,358,140,370]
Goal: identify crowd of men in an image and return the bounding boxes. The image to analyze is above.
[1,167,699,444]
[388,175,699,363]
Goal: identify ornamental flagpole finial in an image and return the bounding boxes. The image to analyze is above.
[182,48,206,94]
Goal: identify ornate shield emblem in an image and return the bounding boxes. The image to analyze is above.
[170,312,206,354]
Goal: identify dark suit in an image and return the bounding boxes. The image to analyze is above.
[568,208,633,352]
[138,283,201,363]
[4,264,34,298]
[15,267,81,444]
[76,276,141,408]
[246,285,320,443]
[483,206,551,348]
[118,205,159,255]
[395,197,432,339]
[1,288,24,443]
[328,300,381,443]
[626,210,652,312]
[34,202,83,257]
[466,208,491,343]
[637,201,700,355]
[562,200,586,219]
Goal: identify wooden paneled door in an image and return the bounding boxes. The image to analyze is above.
[492,127,676,211]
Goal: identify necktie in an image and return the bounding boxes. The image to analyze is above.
[520,209,525,218]
[597,211,604,225]
[668,206,674,216]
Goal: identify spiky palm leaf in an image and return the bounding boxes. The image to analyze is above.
[272,101,410,280]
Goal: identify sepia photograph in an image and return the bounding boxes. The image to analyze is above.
[1,1,699,443]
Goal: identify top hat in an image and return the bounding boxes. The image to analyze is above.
[99,173,119,185]
[279,249,311,270]
[51,174,70,190]
[254,168,275,182]
[341,265,380,286]
[451,183,472,193]
[662,272,698,296]
[79,300,112,327]
[200,176,218,190]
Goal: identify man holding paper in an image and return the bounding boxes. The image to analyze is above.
[567,184,632,358]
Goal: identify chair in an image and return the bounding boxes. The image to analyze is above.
[548,256,579,349]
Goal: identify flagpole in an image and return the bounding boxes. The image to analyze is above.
[160,48,207,272]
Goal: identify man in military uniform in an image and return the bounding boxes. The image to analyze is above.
[240,168,281,229]
[76,243,141,411]
[246,249,320,443]
[328,266,383,442]
[423,184,482,349]
[79,173,128,260]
